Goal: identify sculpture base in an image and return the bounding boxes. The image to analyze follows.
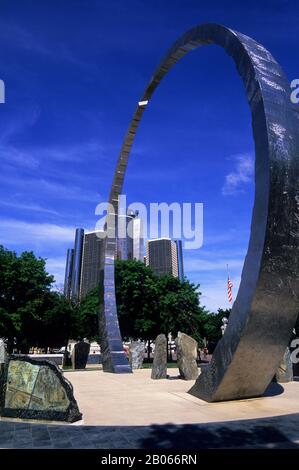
[101,349,133,374]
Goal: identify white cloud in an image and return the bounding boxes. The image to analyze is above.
[0,220,99,290]
[0,219,75,246]
[203,230,244,247]
[184,256,244,272]
[0,112,105,205]
[38,178,101,202]
[0,19,91,68]
[0,173,101,203]
[222,153,254,196]
[0,146,39,169]
[195,277,241,312]
[0,219,76,288]
[183,247,245,311]
[0,105,107,167]
[183,245,247,273]
[0,200,59,215]
[45,257,67,288]
[0,108,41,145]
[30,140,106,163]
[1,140,106,166]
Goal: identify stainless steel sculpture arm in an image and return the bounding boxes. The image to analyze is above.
[99,22,299,401]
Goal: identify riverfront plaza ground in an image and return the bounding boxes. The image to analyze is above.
[1,368,299,448]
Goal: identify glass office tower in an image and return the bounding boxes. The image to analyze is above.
[64,213,144,301]
[175,239,184,281]
[63,248,74,300]
[132,215,144,261]
[146,238,184,279]
[79,230,105,300]
[116,210,144,261]
[70,228,84,301]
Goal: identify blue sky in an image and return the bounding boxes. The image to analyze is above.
[0,0,298,311]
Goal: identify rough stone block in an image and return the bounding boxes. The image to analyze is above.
[275,348,293,383]
[175,332,198,380]
[0,339,7,365]
[151,334,167,379]
[0,356,82,422]
[72,341,90,369]
[129,341,145,369]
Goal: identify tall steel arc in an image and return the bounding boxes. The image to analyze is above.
[99,22,299,401]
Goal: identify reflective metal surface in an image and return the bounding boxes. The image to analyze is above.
[100,23,299,398]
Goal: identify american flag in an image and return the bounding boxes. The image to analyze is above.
[227,277,233,303]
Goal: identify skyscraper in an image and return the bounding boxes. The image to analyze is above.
[146,238,184,279]
[80,230,105,299]
[64,248,74,300]
[132,213,144,261]
[116,214,133,260]
[70,228,84,301]
[64,213,144,300]
[116,210,144,261]
[175,239,184,281]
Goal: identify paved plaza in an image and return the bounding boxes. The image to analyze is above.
[1,368,299,448]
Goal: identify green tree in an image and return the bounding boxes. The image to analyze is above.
[0,245,233,356]
[156,274,208,344]
[42,292,80,350]
[78,286,100,343]
[0,245,82,353]
[115,260,161,342]
[0,246,54,352]
[78,260,161,343]
[201,308,231,351]
[79,260,209,354]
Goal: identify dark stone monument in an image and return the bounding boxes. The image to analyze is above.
[151,334,167,379]
[62,349,72,368]
[275,348,293,383]
[100,22,299,401]
[72,341,90,370]
[0,356,82,422]
[0,338,7,372]
[175,332,198,380]
[129,341,145,369]
[0,339,8,409]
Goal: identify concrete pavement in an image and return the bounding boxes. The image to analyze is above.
[65,368,299,426]
[1,368,299,448]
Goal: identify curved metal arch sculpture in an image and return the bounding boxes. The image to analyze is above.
[99,23,299,401]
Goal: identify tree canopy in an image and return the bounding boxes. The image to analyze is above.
[0,245,79,353]
[0,245,233,352]
[80,260,210,345]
